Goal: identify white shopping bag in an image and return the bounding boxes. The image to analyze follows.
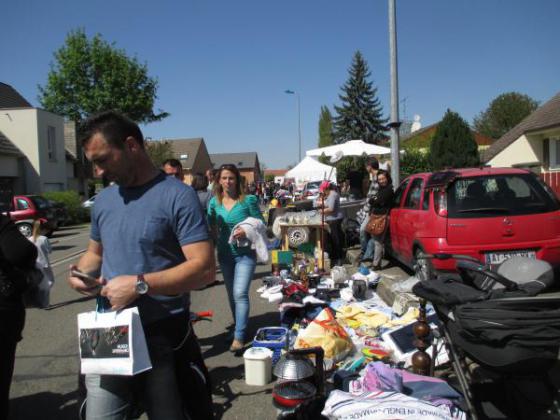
[78,307,152,376]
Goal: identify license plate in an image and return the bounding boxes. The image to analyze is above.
[485,250,536,265]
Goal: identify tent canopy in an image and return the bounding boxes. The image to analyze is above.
[285,156,337,184]
[306,139,390,158]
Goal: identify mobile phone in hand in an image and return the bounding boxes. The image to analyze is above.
[71,269,99,287]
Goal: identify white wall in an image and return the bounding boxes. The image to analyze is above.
[0,109,40,192]
[487,134,542,168]
[37,109,67,191]
[0,108,67,193]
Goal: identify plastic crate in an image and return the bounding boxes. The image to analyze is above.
[252,327,288,365]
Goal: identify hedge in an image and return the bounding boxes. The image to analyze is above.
[42,190,90,225]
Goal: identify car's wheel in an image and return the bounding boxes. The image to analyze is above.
[413,247,434,281]
[17,223,33,238]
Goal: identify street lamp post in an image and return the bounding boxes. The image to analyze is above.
[388,0,401,186]
[285,89,302,162]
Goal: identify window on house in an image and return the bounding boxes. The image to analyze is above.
[47,126,57,161]
[550,138,560,169]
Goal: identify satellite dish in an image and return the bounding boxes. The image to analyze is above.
[329,150,344,164]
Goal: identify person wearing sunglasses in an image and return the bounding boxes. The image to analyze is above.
[207,164,264,352]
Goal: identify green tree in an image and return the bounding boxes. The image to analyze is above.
[333,51,388,144]
[473,92,538,139]
[335,154,368,183]
[39,29,168,125]
[145,140,174,167]
[430,110,480,170]
[400,149,432,178]
[318,105,334,147]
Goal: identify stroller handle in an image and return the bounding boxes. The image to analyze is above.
[417,253,519,291]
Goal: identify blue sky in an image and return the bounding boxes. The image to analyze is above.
[2,0,559,168]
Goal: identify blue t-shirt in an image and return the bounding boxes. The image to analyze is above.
[91,172,209,323]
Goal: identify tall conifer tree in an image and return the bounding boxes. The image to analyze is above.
[430,109,480,170]
[333,51,388,144]
[318,105,334,147]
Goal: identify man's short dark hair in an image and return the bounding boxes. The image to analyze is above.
[79,111,144,149]
[162,159,182,170]
[366,158,379,170]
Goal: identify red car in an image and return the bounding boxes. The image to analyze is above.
[388,167,560,280]
[10,195,58,238]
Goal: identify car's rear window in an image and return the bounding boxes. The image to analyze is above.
[446,173,560,218]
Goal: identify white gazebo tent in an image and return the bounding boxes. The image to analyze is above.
[285,156,337,185]
[306,139,390,158]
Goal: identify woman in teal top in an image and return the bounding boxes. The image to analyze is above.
[207,164,264,351]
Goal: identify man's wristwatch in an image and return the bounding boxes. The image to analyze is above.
[135,274,149,295]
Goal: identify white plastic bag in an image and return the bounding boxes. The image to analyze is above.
[78,307,152,376]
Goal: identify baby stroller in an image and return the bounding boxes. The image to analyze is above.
[412,254,560,420]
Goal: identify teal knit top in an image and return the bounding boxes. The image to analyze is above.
[207,195,263,257]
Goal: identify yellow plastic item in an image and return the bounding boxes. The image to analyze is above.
[336,304,389,329]
[295,308,353,363]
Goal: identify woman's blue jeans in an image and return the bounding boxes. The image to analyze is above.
[359,217,372,258]
[219,252,257,341]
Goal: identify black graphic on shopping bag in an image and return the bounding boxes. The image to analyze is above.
[80,326,130,358]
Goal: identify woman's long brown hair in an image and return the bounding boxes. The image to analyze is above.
[213,164,246,205]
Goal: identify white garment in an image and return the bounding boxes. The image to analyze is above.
[322,390,465,420]
[29,235,55,286]
[228,217,269,263]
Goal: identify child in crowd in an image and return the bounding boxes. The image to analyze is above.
[29,220,54,287]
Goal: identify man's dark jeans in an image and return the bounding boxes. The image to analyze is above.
[85,312,211,420]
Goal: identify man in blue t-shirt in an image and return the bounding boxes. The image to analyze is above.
[67,111,215,420]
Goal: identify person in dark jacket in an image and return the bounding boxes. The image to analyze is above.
[0,213,38,419]
[364,170,394,270]
[191,172,212,213]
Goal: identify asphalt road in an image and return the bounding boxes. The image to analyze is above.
[9,224,409,420]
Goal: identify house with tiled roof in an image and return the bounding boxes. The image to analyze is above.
[264,169,288,178]
[0,82,82,194]
[162,137,212,183]
[402,122,495,152]
[482,91,560,196]
[210,152,261,183]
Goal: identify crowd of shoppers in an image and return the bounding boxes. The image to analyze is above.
[1,109,397,419]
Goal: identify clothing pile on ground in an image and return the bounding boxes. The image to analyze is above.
[253,261,465,420]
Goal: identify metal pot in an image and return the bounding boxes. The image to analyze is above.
[272,381,316,408]
[272,347,325,408]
